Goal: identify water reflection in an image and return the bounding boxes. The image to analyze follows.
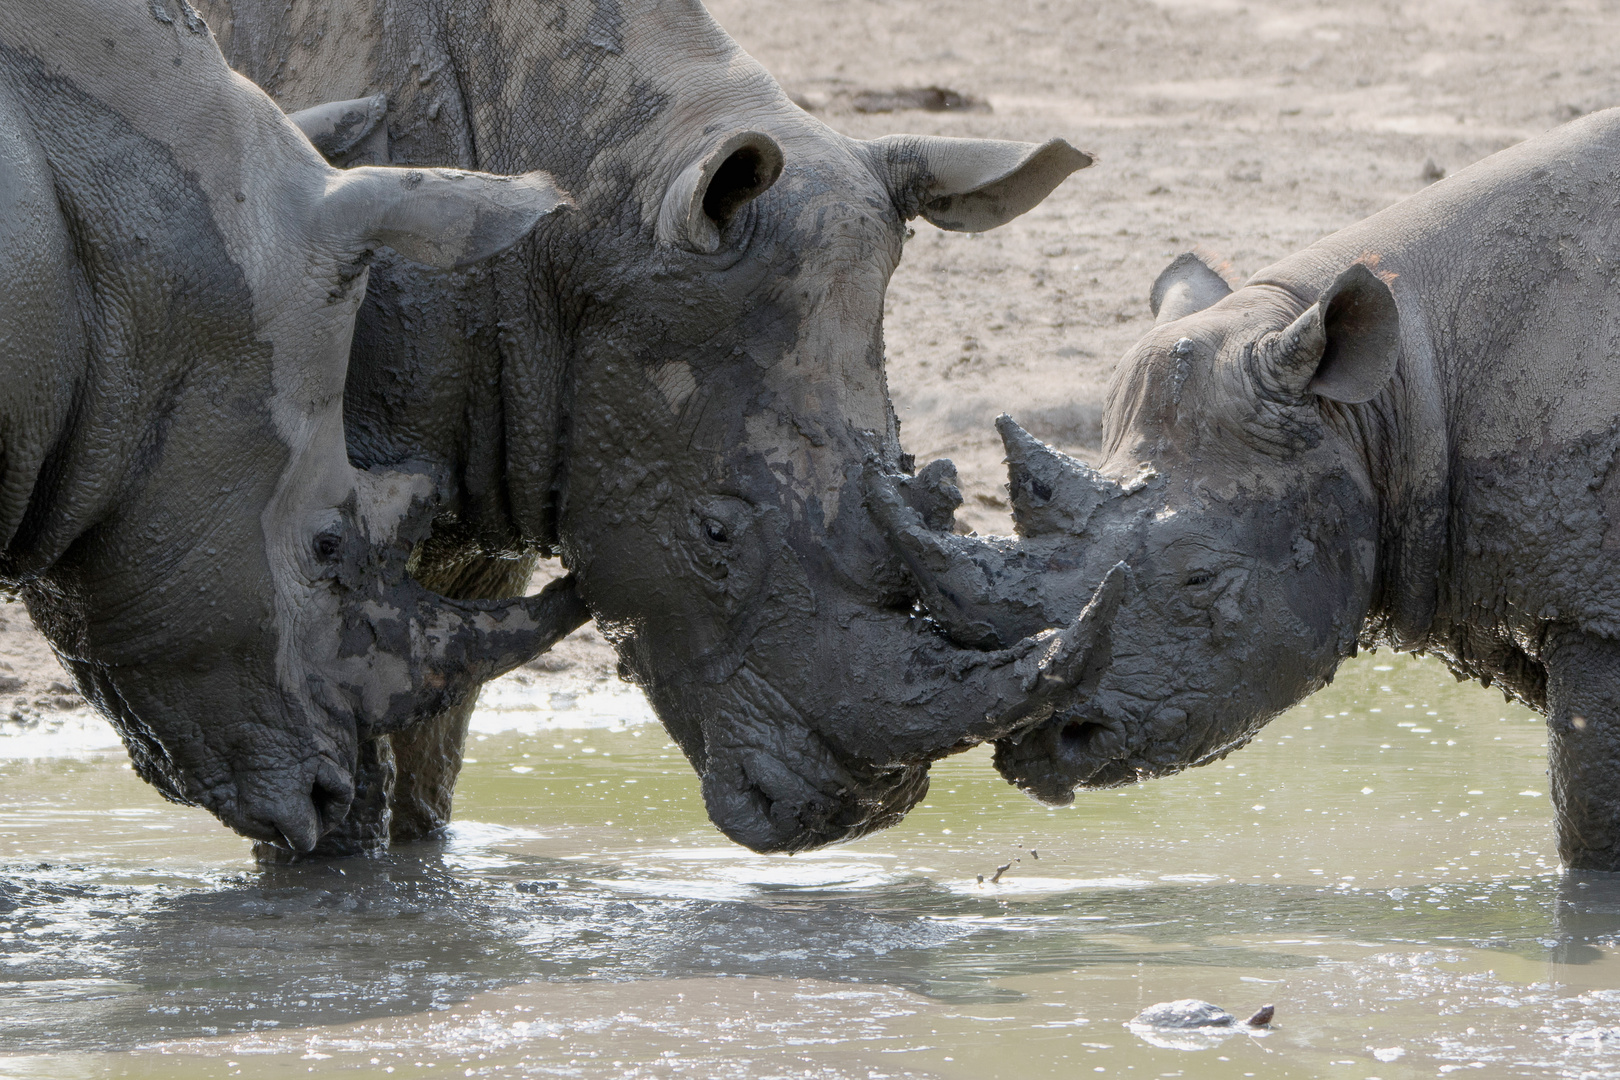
[0,837,1612,1051]
[1551,872,1620,963]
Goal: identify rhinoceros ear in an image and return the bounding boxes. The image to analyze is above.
[321,166,571,269]
[287,94,389,165]
[658,130,785,254]
[1262,263,1400,404]
[1151,252,1232,325]
[869,135,1092,232]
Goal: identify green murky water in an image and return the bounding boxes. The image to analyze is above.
[1,653,1616,1079]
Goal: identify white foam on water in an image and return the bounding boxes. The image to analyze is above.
[944,875,1153,897]
[0,674,655,758]
[583,845,905,900]
[441,820,548,847]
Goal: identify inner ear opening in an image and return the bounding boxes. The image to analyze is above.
[703,145,775,225]
[659,130,784,254]
[1307,263,1401,404]
[1321,280,1391,371]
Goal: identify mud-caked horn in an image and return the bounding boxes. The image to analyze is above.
[350,573,590,734]
[997,414,1148,538]
[989,561,1129,734]
[321,473,590,734]
[863,458,1048,649]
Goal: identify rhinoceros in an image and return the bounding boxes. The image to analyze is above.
[0,0,582,851]
[196,0,1107,854]
[871,108,1620,871]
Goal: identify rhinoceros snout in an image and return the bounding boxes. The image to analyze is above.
[993,714,1133,805]
[700,741,929,854]
[224,756,356,853]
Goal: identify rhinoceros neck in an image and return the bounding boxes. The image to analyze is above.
[204,0,780,553]
[1254,108,1620,666]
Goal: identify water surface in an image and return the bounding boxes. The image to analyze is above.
[1,653,1617,1079]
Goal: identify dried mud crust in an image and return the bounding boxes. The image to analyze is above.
[2,0,1616,706]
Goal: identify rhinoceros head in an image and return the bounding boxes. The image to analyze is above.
[508,12,1098,852]
[6,9,571,854]
[71,157,571,851]
[872,253,1407,804]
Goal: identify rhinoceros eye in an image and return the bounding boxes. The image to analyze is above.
[1183,570,1213,588]
[312,528,344,564]
[702,518,730,544]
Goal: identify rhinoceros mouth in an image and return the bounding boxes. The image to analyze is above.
[61,655,360,850]
[992,713,1134,804]
[703,745,931,854]
[686,662,934,853]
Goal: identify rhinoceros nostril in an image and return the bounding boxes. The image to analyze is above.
[310,770,355,834]
[1060,720,1108,755]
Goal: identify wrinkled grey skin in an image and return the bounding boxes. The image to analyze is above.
[197,0,1099,854]
[874,109,1620,871]
[0,0,579,852]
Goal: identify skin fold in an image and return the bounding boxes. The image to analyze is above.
[873,109,1620,871]
[197,0,1100,854]
[0,0,575,853]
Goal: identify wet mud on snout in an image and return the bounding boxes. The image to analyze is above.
[2,652,1619,1078]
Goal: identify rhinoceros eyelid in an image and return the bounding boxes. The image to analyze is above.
[702,518,730,544]
[1183,570,1214,588]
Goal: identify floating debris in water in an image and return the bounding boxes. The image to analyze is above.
[989,863,1011,884]
[1564,1028,1620,1045]
[1128,999,1276,1051]
[1128,1001,1235,1050]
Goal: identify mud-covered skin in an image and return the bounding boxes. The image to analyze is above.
[0,0,569,852]
[872,405,1374,801]
[880,110,1620,870]
[199,0,1094,853]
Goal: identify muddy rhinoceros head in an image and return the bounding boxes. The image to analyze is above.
[7,13,572,853]
[69,160,572,851]
[870,253,1411,805]
[518,13,1100,852]
[58,157,570,850]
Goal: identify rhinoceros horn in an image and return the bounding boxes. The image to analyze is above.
[864,458,1037,649]
[866,423,1155,652]
[360,574,589,734]
[323,475,590,735]
[997,414,1141,539]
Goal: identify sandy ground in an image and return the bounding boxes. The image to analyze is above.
[4,0,1617,726]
